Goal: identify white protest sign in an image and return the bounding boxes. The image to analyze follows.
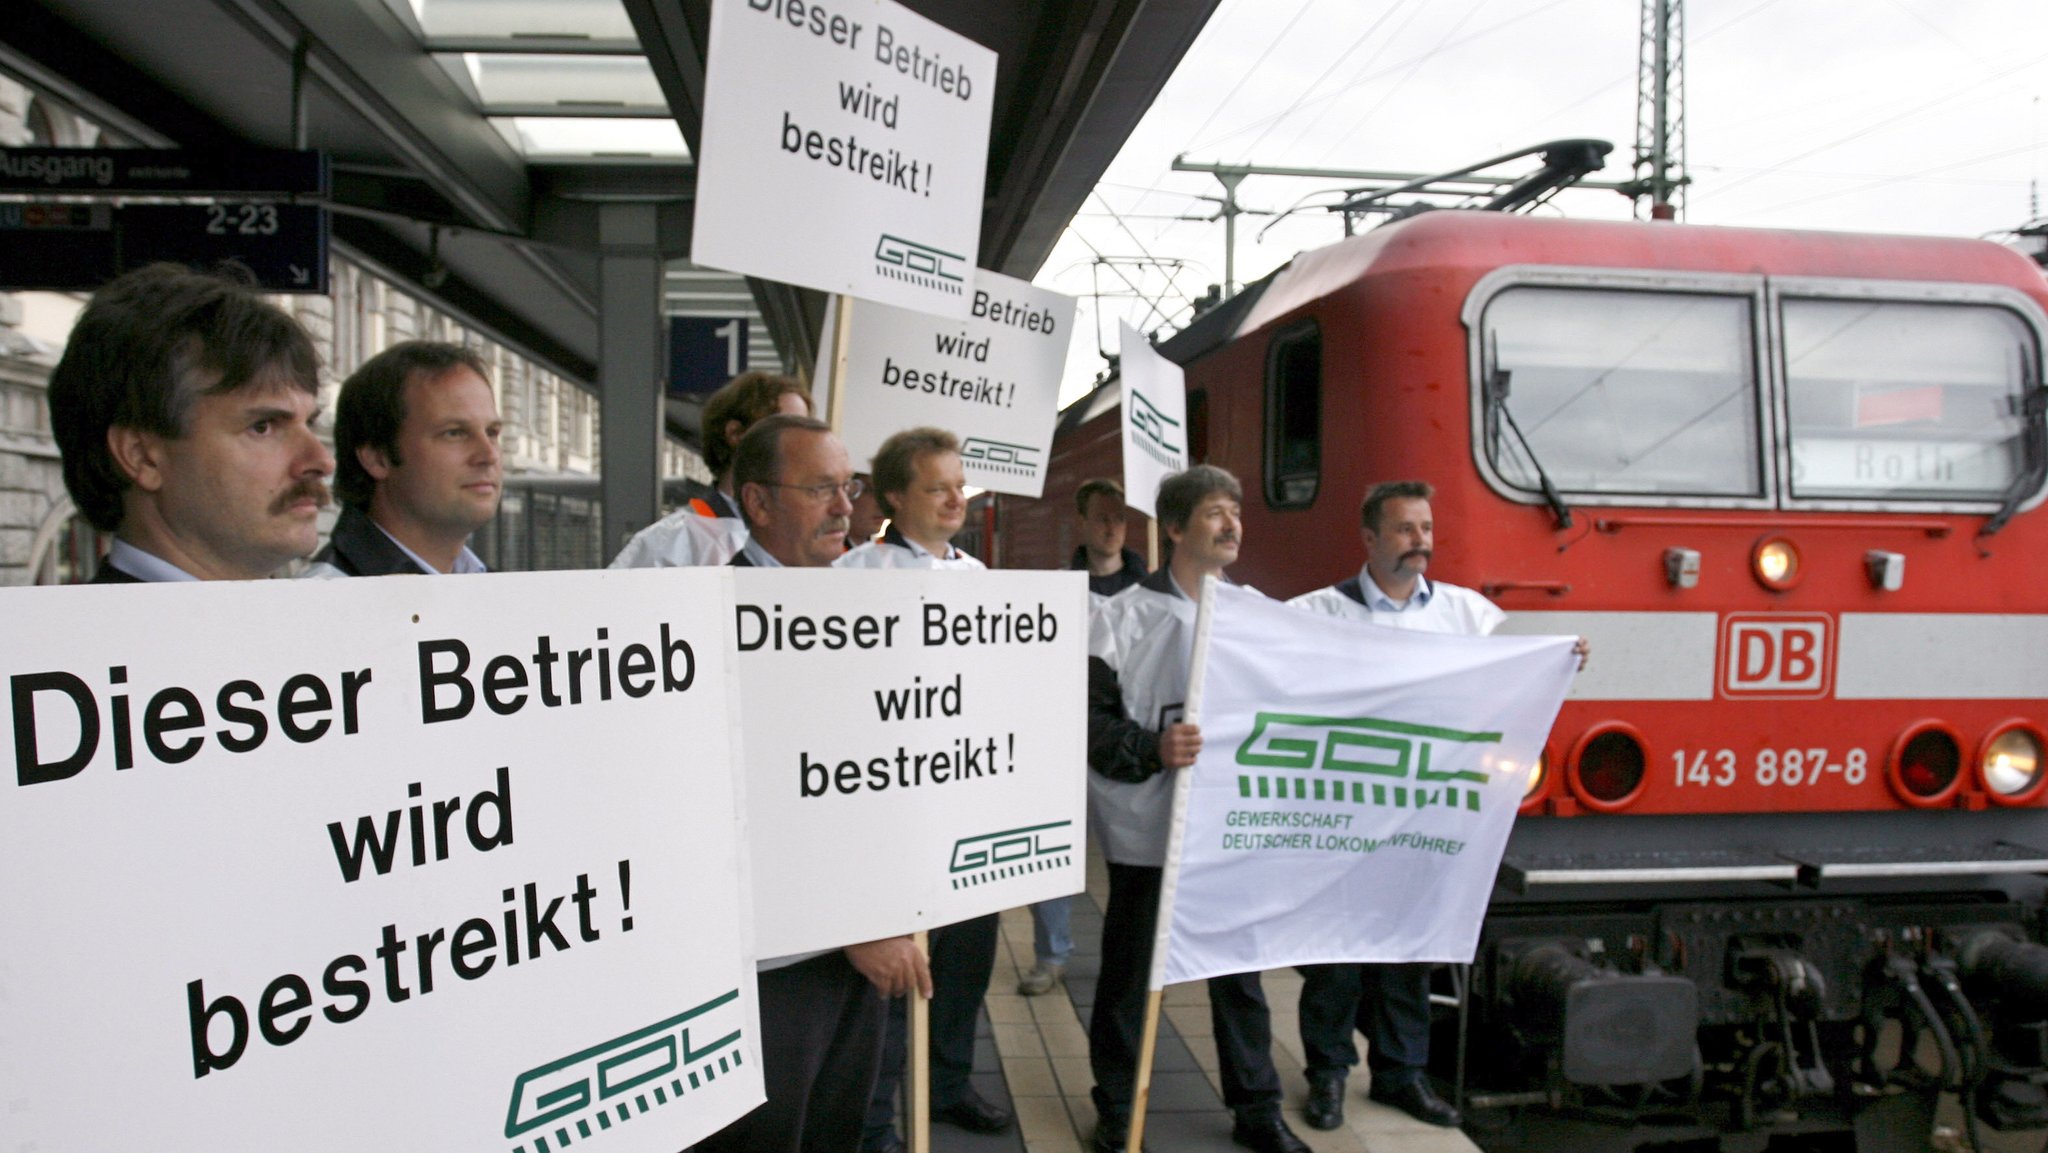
[1118,321,1189,517]
[733,568,1087,958]
[1161,584,1575,985]
[693,0,995,315]
[0,571,758,1153]
[823,269,1076,496]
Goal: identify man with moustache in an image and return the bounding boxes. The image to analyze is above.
[1289,480,1586,1131]
[307,342,501,576]
[696,413,934,1153]
[835,427,1010,1151]
[1086,466,1309,1153]
[611,371,813,568]
[47,263,333,584]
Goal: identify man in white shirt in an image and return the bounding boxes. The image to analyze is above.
[308,341,501,576]
[834,427,1009,1149]
[1087,466,1308,1153]
[697,413,934,1153]
[1291,480,1585,1132]
[610,372,812,569]
[837,427,983,571]
[47,263,333,584]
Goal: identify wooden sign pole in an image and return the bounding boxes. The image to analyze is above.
[910,928,932,1153]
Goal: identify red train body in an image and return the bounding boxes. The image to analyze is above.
[989,211,2048,1151]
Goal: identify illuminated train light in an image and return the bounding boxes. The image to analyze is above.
[1982,724,2048,805]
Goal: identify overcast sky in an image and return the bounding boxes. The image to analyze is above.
[1032,0,2048,402]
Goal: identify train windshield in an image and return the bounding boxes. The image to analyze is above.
[1483,287,1763,498]
[1782,298,2034,501]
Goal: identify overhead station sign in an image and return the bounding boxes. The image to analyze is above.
[0,147,327,196]
[826,269,1076,496]
[0,571,759,1153]
[0,147,331,293]
[692,0,996,316]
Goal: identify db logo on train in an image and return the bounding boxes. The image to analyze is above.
[1718,613,1834,699]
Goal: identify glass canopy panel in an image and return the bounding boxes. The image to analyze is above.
[453,54,666,112]
[408,0,638,42]
[492,117,689,160]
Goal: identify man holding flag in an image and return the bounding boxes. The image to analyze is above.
[1289,480,1587,1131]
[1085,465,1309,1153]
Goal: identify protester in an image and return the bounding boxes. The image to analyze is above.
[306,341,501,576]
[47,263,332,583]
[1019,477,1151,1001]
[837,427,982,571]
[831,427,1010,1149]
[1289,479,1587,1131]
[694,413,933,1153]
[610,371,812,568]
[1085,466,1309,1153]
[1072,477,1147,598]
[846,471,887,550]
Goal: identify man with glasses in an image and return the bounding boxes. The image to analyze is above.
[834,427,1010,1151]
[610,371,813,568]
[696,414,933,1153]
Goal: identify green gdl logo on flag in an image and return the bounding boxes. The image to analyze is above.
[1234,712,1502,813]
[949,820,1072,890]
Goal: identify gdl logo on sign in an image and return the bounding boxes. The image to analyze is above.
[1719,613,1833,699]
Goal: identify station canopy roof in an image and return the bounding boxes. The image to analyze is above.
[6,0,1220,387]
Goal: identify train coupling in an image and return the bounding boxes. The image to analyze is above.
[1506,942,1699,1085]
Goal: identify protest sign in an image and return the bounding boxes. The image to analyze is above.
[0,570,757,1153]
[824,269,1075,496]
[1160,584,1576,985]
[733,568,1087,958]
[1117,321,1188,517]
[693,0,996,315]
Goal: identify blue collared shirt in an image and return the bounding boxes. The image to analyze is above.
[1358,568,1433,614]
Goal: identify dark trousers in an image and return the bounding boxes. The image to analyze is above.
[696,951,886,1153]
[1089,862,1282,1123]
[863,912,1000,1142]
[1296,962,1433,1085]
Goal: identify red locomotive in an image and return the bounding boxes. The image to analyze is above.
[991,210,2048,1151]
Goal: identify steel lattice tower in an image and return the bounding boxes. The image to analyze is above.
[1632,0,1686,219]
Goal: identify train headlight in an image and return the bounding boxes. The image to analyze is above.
[1568,724,1647,811]
[1981,723,2047,805]
[1520,749,1550,811]
[1887,721,1963,807]
[1752,536,1802,591]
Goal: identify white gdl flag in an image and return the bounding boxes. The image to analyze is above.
[1159,583,1577,986]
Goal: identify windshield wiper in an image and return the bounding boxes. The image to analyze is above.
[1485,358,1574,530]
[1981,355,2047,539]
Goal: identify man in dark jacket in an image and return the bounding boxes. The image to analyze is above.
[1070,477,1147,598]
[308,341,502,577]
[48,263,332,584]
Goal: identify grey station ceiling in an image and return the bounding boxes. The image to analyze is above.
[4,0,1221,387]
